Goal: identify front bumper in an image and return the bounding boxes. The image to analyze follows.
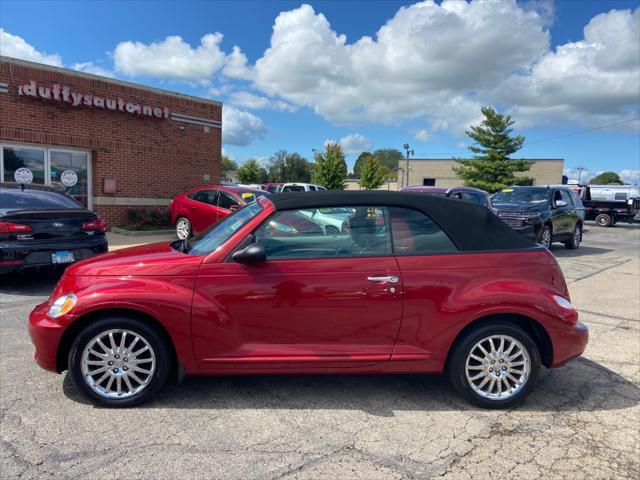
[28,301,66,373]
[0,236,108,274]
[551,321,589,367]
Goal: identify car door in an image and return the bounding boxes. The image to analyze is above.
[190,189,220,233]
[552,189,572,236]
[192,205,404,371]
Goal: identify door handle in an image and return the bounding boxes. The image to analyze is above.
[367,276,399,284]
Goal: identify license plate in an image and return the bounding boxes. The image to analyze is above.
[51,251,75,264]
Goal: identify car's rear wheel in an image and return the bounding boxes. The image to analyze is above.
[68,316,171,407]
[176,217,192,239]
[595,213,612,227]
[447,323,540,409]
[325,225,340,236]
[539,224,552,249]
[564,223,582,250]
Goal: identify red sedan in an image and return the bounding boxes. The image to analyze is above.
[170,185,267,239]
[29,191,588,408]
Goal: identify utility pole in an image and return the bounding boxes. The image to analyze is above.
[576,165,585,184]
[403,143,414,188]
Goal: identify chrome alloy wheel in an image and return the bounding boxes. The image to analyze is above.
[80,329,156,399]
[540,227,552,249]
[465,335,531,400]
[176,218,190,240]
[574,226,582,246]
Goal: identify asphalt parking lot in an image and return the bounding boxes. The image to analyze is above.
[1,224,638,479]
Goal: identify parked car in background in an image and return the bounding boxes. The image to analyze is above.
[170,185,267,239]
[0,183,108,274]
[30,191,587,409]
[263,182,284,193]
[492,186,585,249]
[401,186,494,211]
[281,182,327,192]
[299,207,353,235]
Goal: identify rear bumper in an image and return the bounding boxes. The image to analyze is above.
[550,321,589,368]
[28,301,66,373]
[0,236,108,274]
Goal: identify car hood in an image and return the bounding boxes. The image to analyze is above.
[66,241,202,276]
[492,202,548,213]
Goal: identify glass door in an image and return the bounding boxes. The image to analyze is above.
[49,150,90,207]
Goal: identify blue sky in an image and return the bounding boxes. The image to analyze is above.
[1,0,639,183]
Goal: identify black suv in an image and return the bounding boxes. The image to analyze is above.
[491,186,585,249]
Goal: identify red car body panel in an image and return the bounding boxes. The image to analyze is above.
[169,185,264,234]
[29,196,588,378]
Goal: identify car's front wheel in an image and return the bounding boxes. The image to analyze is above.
[175,216,192,240]
[68,316,171,407]
[447,323,540,409]
[539,224,552,249]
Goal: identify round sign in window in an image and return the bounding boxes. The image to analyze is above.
[60,170,79,187]
[14,167,33,184]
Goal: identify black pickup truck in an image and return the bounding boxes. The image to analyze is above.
[579,184,640,227]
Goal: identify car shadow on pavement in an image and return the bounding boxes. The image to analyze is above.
[551,245,614,257]
[0,270,63,296]
[62,357,639,415]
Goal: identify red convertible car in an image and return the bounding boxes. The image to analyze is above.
[29,191,588,408]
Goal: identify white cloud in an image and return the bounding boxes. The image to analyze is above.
[0,28,62,66]
[620,169,640,185]
[71,61,113,77]
[412,129,434,142]
[113,33,227,81]
[502,7,640,127]
[338,133,372,154]
[228,91,296,112]
[223,46,253,80]
[252,1,549,128]
[222,105,267,146]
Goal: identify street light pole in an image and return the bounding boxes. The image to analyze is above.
[403,143,414,188]
[576,166,585,184]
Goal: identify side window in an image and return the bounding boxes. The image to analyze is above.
[389,207,457,255]
[317,186,327,191]
[193,189,217,205]
[308,185,317,191]
[560,189,573,206]
[570,191,584,207]
[253,206,390,260]
[218,191,240,210]
[462,192,487,205]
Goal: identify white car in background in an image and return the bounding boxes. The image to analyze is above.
[299,207,353,235]
[281,183,327,192]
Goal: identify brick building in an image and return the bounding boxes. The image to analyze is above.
[0,56,221,226]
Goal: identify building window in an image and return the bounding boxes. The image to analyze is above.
[1,144,92,209]
[422,178,436,186]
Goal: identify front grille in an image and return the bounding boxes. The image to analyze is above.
[497,211,527,228]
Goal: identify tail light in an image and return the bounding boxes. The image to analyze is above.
[82,218,107,232]
[0,221,32,233]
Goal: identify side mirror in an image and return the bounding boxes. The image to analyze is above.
[229,204,239,212]
[232,242,267,263]
[555,200,568,208]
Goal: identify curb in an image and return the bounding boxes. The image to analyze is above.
[110,227,175,236]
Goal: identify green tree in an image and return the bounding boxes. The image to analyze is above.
[236,159,262,184]
[358,155,388,190]
[454,106,532,192]
[267,150,311,183]
[353,148,402,179]
[312,142,348,190]
[221,155,238,178]
[589,171,624,185]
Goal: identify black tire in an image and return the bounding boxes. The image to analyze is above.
[564,223,582,250]
[447,323,541,409]
[175,216,192,240]
[539,224,552,249]
[325,225,340,236]
[595,213,612,227]
[68,315,172,407]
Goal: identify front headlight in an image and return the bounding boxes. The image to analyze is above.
[552,294,575,310]
[526,212,542,223]
[48,293,77,318]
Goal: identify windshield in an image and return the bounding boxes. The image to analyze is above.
[493,188,549,205]
[187,202,263,255]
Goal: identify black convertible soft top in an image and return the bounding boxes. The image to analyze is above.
[268,190,538,252]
